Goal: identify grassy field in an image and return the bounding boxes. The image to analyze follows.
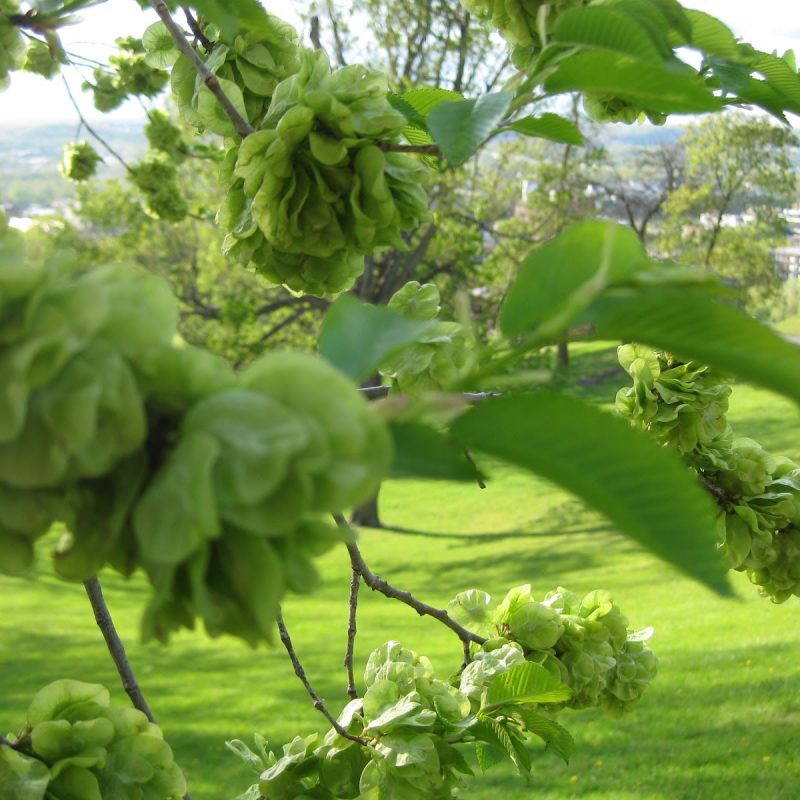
[2,345,799,799]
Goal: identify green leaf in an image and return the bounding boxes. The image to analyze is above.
[484,662,572,708]
[579,286,800,405]
[451,392,729,594]
[751,52,800,107]
[472,717,526,774]
[0,747,50,800]
[544,51,722,113]
[400,87,463,121]
[142,21,179,69]
[684,10,742,59]
[196,77,248,137]
[389,421,484,482]
[499,220,650,341]
[507,112,584,145]
[475,742,505,774]
[474,741,505,773]
[553,6,664,63]
[427,92,512,166]
[318,295,433,382]
[511,707,574,764]
[190,0,277,40]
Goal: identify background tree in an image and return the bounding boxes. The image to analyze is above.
[659,113,798,313]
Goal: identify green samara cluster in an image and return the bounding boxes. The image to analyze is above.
[616,344,800,602]
[0,0,26,92]
[84,36,168,112]
[450,584,658,715]
[459,0,584,49]
[0,214,392,644]
[379,281,475,393]
[60,141,104,182]
[143,15,429,296]
[0,679,186,800]
[229,638,573,800]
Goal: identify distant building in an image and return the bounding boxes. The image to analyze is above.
[774,246,800,280]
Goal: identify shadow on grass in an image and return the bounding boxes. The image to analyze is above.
[383,523,612,542]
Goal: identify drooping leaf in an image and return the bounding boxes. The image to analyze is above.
[579,286,800,405]
[499,220,650,341]
[508,113,584,145]
[474,741,505,773]
[484,662,572,708]
[511,707,574,764]
[427,92,512,166]
[451,392,729,593]
[472,717,527,774]
[318,295,433,382]
[389,421,484,482]
[544,51,722,113]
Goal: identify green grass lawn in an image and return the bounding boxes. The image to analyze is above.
[2,345,799,799]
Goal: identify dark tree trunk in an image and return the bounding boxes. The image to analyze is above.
[556,340,569,369]
[351,493,383,529]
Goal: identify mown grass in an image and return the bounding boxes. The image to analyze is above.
[1,344,799,799]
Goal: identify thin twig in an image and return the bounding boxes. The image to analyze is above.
[699,471,737,506]
[181,6,213,51]
[84,577,193,797]
[344,565,361,699]
[276,609,370,746]
[149,0,254,138]
[61,76,131,171]
[377,141,442,156]
[83,577,156,722]
[334,514,486,647]
[463,449,486,489]
[359,386,499,402]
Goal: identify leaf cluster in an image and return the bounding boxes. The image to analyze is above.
[616,345,800,603]
[0,679,186,800]
[0,213,391,645]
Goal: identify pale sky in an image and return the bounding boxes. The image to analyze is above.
[0,0,798,125]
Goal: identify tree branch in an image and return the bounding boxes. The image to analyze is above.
[149,0,254,138]
[181,6,213,52]
[83,577,156,723]
[276,609,370,746]
[377,142,442,156]
[344,564,361,700]
[334,515,486,647]
[61,76,131,171]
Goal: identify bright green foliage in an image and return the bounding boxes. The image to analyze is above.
[460,0,583,49]
[22,39,61,79]
[157,12,300,132]
[59,141,103,183]
[379,282,474,392]
[2,679,186,800]
[229,638,573,799]
[0,2,26,92]
[0,214,393,644]
[144,110,187,162]
[616,345,800,603]
[615,344,733,470]
[453,584,658,715]
[218,49,429,296]
[136,352,392,644]
[129,153,189,222]
[83,37,168,112]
